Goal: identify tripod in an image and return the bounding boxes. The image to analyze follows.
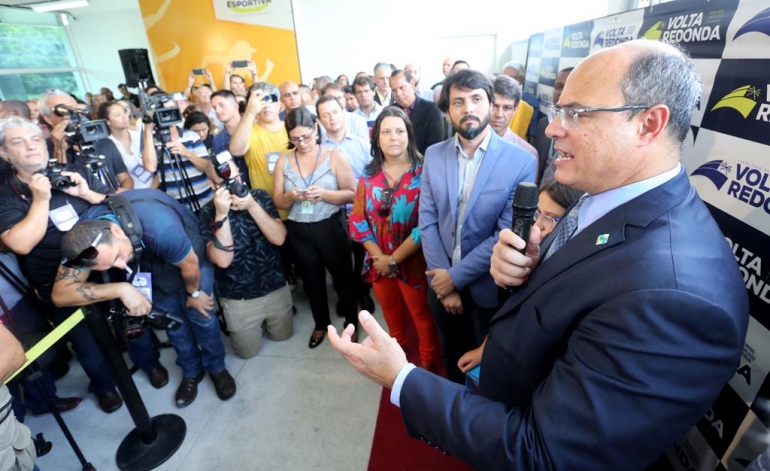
[155,130,202,214]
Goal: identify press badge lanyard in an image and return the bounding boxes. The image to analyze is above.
[293,146,322,190]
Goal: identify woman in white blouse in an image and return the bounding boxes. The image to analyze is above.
[97,101,156,189]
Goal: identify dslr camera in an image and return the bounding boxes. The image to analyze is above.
[36,159,76,190]
[109,306,184,342]
[213,151,249,198]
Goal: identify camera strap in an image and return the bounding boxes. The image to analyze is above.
[103,195,144,281]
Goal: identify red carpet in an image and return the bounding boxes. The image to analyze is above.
[367,311,474,471]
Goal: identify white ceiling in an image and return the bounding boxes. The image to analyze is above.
[0,0,138,16]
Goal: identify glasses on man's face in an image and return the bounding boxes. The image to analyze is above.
[62,230,105,268]
[545,104,651,130]
[289,129,315,144]
[377,187,394,217]
[534,210,561,231]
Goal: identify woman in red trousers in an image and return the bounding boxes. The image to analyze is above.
[349,107,439,370]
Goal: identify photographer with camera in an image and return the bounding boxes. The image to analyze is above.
[0,116,124,413]
[141,90,215,213]
[199,154,292,358]
[40,89,133,193]
[52,189,235,408]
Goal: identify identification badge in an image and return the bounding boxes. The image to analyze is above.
[49,203,79,232]
[130,164,153,183]
[267,152,281,174]
[131,271,153,302]
[301,200,314,214]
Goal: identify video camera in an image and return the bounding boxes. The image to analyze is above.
[109,306,184,342]
[52,105,109,170]
[213,151,249,198]
[136,79,183,146]
[36,158,76,190]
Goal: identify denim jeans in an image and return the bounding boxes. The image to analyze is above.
[47,305,116,396]
[153,260,226,378]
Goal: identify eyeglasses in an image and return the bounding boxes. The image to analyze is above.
[289,129,315,143]
[377,187,394,217]
[534,210,561,230]
[62,230,105,268]
[545,104,651,130]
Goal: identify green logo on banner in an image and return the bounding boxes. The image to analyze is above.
[711,85,761,119]
[643,21,666,40]
[227,0,271,13]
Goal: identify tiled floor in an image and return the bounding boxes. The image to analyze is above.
[25,286,383,471]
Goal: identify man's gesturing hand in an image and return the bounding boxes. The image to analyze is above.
[328,311,408,390]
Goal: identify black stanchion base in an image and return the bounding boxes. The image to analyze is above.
[116,414,186,471]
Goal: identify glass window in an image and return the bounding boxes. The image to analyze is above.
[0,23,83,100]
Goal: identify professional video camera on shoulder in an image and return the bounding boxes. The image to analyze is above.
[53,104,109,170]
[213,150,249,197]
[36,158,76,190]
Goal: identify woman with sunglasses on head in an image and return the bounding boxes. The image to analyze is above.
[349,107,439,371]
[272,107,358,348]
[457,176,583,373]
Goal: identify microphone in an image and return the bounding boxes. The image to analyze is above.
[510,182,539,255]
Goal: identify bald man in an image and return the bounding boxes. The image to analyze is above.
[329,39,748,471]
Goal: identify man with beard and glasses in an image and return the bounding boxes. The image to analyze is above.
[417,70,536,383]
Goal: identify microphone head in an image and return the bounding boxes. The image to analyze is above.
[512,182,539,211]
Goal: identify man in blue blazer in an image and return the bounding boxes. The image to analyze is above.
[329,39,749,471]
[418,69,536,382]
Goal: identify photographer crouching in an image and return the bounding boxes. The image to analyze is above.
[198,153,293,359]
[0,116,125,413]
[51,189,236,408]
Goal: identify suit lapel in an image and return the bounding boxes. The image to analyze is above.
[491,207,628,323]
[445,140,459,223]
[491,169,692,323]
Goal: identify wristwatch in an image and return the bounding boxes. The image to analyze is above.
[388,256,398,271]
[187,289,201,299]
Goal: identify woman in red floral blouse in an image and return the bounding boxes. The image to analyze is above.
[349,107,439,370]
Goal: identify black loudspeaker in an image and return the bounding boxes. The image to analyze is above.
[118,49,155,88]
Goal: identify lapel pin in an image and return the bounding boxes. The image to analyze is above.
[596,234,609,245]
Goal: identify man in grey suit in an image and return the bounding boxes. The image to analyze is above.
[329,40,748,471]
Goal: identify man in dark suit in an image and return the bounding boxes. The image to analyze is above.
[328,39,749,471]
[389,69,445,154]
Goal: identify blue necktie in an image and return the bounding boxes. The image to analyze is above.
[544,195,587,260]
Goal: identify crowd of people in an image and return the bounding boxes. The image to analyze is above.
[0,52,604,470]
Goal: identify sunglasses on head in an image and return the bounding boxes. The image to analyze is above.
[377,187,394,217]
[61,230,105,268]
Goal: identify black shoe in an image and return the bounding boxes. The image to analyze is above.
[97,390,123,413]
[308,330,325,349]
[148,365,169,389]
[211,370,236,401]
[175,371,205,408]
[360,294,375,314]
[30,396,83,416]
[34,433,52,458]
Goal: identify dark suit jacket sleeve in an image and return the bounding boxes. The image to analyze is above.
[421,101,445,152]
[400,289,742,471]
